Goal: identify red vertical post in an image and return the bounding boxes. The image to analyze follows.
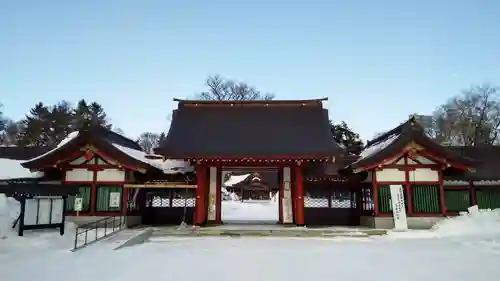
[90,169,97,215]
[195,164,207,226]
[371,172,379,216]
[404,157,413,216]
[294,164,305,226]
[470,181,477,206]
[121,186,128,216]
[438,170,446,216]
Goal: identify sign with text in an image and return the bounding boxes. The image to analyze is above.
[389,184,408,231]
[74,197,83,212]
[109,192,121,208]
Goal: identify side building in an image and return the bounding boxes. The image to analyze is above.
[18,126,193,225]
[346,116,500,229]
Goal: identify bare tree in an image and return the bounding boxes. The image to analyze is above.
[198,75,274,101]
[428,83,500,146]
[0,103,5,133]
[1,120,24,145]
[137,132,160,153]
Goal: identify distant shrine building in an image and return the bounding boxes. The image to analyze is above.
[2,98,500,229]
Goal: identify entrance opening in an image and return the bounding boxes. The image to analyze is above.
[221,168,279,224]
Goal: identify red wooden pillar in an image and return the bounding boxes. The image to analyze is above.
[294,165,305,226]
[90,169,98,215]
[195,164,207,226]
[371,172,379,216]
[121,187,128,216]
[438,170,446,216]
[404,157,413,216]
[470,181,477,206]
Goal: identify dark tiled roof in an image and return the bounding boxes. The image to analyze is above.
[21,125,159,172]
[0,146,51,160]
[303,154,361,179]
[445,146,500,181]
[156,99,343,159]
[350,117,474,170]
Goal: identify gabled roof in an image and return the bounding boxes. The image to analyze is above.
[350,116,475,172]
[21,126,161,172]
[156,98,344,160]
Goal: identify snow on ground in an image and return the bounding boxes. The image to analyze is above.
[221,200,279,222]
[2,198,500,281]
[0,195,115,253]
[2,234,500,281]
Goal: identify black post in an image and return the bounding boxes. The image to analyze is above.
[60,196,67,236]
[18,197,26,237]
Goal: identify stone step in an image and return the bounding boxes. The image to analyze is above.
[151,227,387,238]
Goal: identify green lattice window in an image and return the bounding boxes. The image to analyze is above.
[411,184,440,213]
[95,186,122,212]
[476,188,500,209]
[444,189,470,212]
[65,186,91,212]
[378,185,392,213]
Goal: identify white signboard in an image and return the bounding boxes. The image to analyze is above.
[389,184,408,231]
[74,197,83,212]
[109,192,121,208]
[24,197,65,225]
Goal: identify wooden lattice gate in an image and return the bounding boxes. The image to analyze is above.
[141,188,196,225]
[303,182,361,226]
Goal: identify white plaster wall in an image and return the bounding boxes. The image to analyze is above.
[65,169,93,182]
[408,168,439,182]
[375,168,405,182]
[96,169,125,182]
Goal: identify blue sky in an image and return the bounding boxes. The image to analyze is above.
[1,0,499,141]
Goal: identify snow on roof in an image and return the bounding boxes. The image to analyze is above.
[356,134,400,162]
[0,158,42,181]
[112,144,193,174]
[251,176,261,181]
[22,131,80,163]
[224,174,251,187]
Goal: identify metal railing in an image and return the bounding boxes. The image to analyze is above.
[72,214,125,251]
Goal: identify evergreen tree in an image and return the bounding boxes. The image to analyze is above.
[330,121,364,155]
[48,101,74,144]
[20,102,51,146]
[72,99,91,129]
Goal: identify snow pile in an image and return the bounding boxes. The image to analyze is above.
[221,187,240,201]
[431,208,500,238]
[271,191,279,202]
[0,158,42,180]
[0,194,20,238]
